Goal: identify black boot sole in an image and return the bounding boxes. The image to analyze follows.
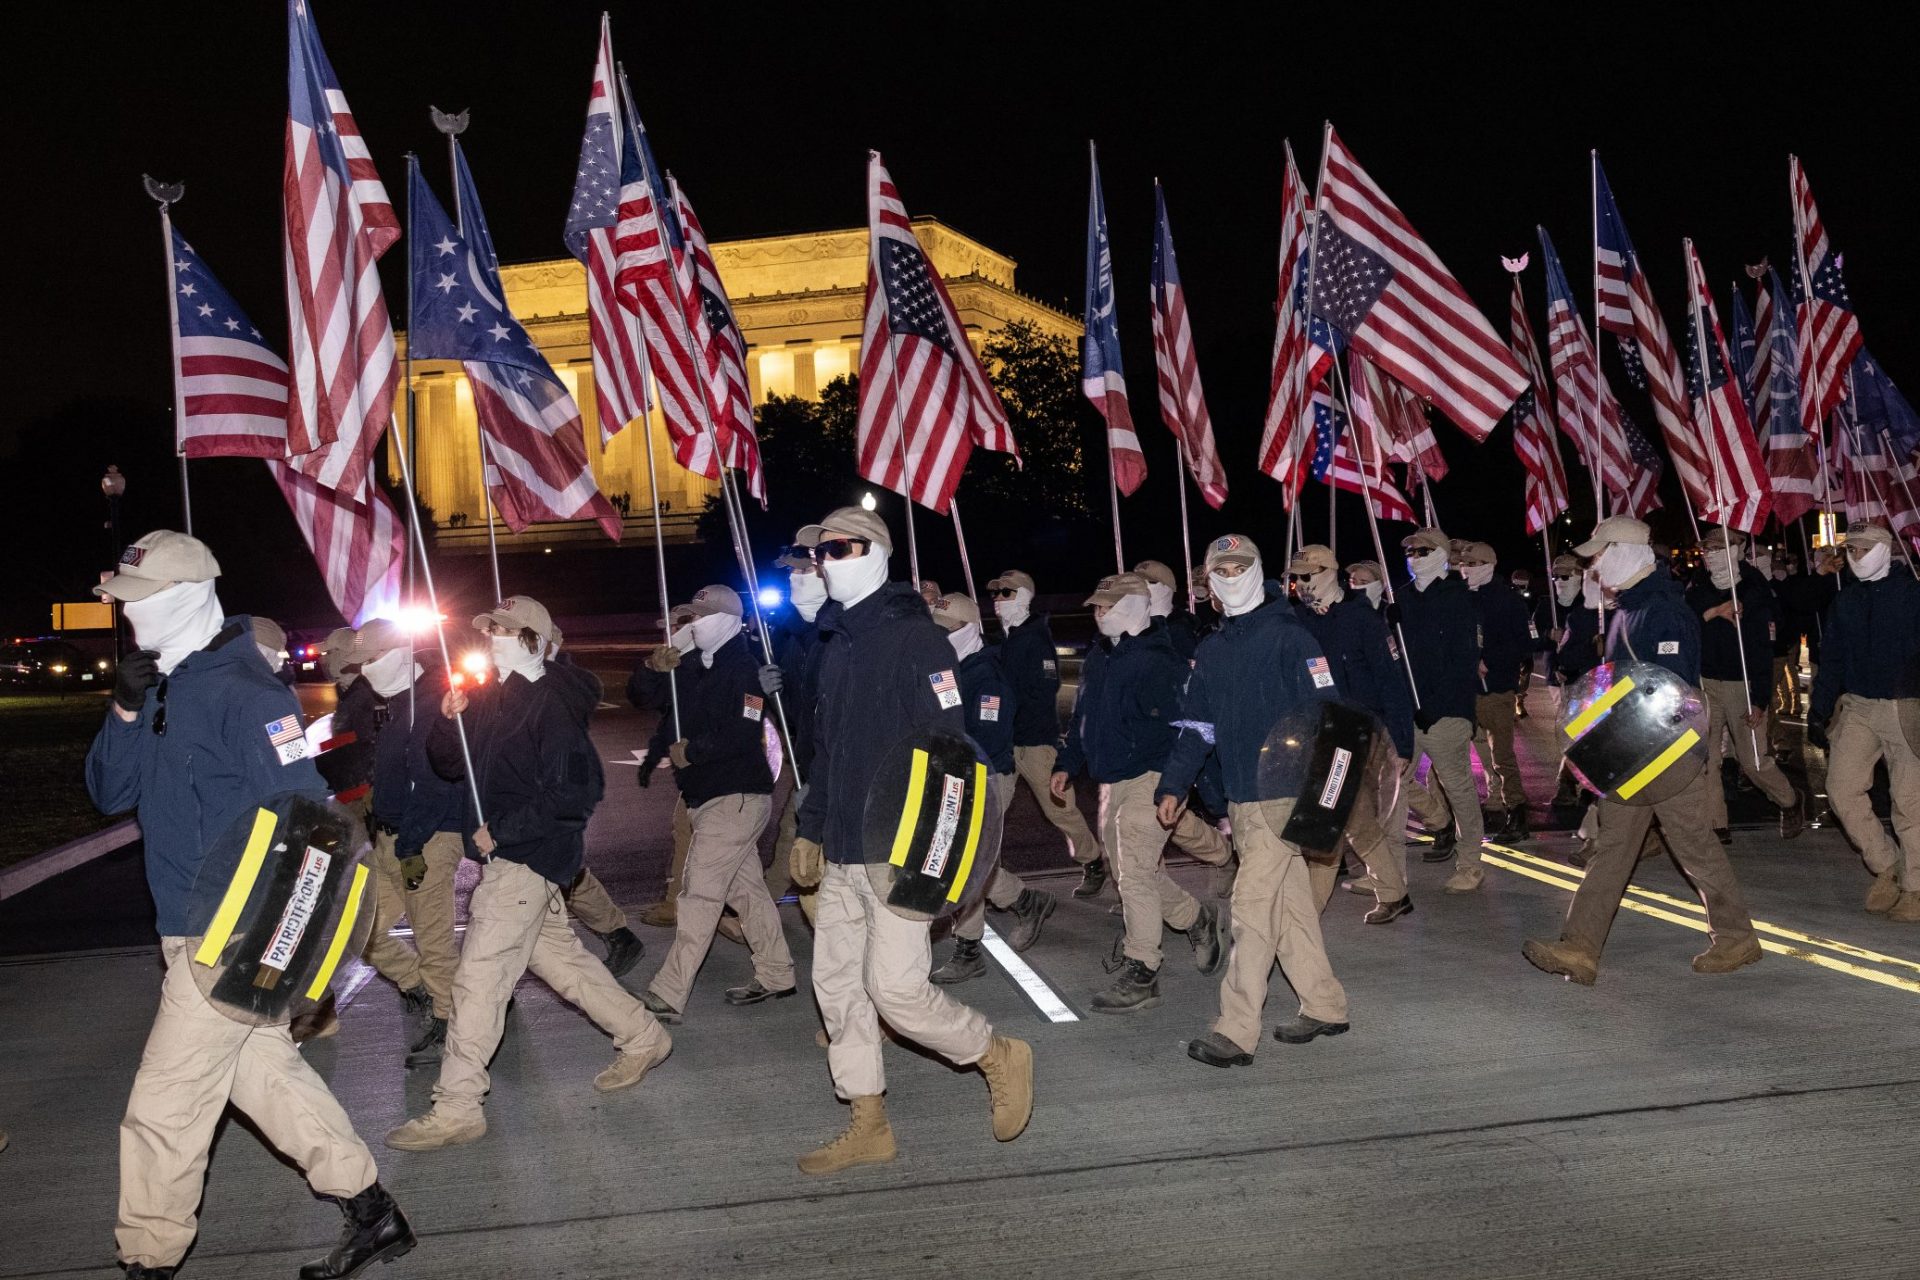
[1090,993,1162,1014]
[1273,1020,1350,1044]
[1187,1040,1253,1068]
[1007,895,1056,952]
[301,1231,416,1280]
[725,986,797,1007]
[930,965,986,985]
[1364,898,1414,925]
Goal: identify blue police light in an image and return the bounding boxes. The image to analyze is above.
[757,586,784,610]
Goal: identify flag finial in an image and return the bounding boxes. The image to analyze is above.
[142,175,184,207]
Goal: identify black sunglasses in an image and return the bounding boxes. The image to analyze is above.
[781,544,816,564]
[1286,573,1318,583]
[815,537,872,562]
[991,587,1020,599]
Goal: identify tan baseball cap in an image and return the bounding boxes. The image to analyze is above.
[94,530,221,602]
[1574,515,1652,557]
[351,618,410,662]
[1132,560,1176,590]
[1551,554,1584,575]
[1204,533,1260,573]
[319,626,358,682]
[931,593,981,630]
[472,595,555,639]
[797,505,893,553]
[1086,572,1151,607]
[987,569,1035,593]
[1699,525,1746,553]
[1845,521,1894,549]
[1346,559,1384,584]
[776,528,814,570]
[684,584,743,618]
[1288,544,1338,575]
[251,616,287,656]
[1457,541,1498,567]
[1402,528,1450,554]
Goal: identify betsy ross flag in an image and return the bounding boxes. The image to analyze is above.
[1149,182,1227,508]
[1082,145,1144,497]
[1258,142,1337,503]
[1592,158,1714,520]
[408,151,621,542]
[1312,357,1414,523]
[1506,264,1571,534]
[562,15,648,444]
[1682,241,1772,533]
[672,176,766,503]
[281,0,398,498]
[1790,157,1866,435]
[1839,350,1920,535]
[1753,267,1819,525]
[1311,127,1526,441]
[857,153,1015,515]
[1728,283,1759,418]
[1536,226,1647,512]
[163,230,401,623]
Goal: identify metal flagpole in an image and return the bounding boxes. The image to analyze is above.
[635,387,681,734]
[1540,527,1560,632]
[145,176,193,535]
[1788,160,1844,592]
[950,499,979,604]
[1588,152,1610,529]
[880,335,923,587]
[1420,472,1438,529]
[1106,430,1126,574]
[1173,436,1195,611]
[1328,353,1421,708]
[1327,465,1338,559]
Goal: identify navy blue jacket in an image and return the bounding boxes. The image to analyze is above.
[1295,594,1415,757]
[1811,570,1920,719]
[429,660,606,885]
[1552,601,1603,685]
[1056,624,1187,784]
[1686,564,1778,708]
[86,617,329,937]
[369,664,465,857]
[630,633,776,807]
[1604,570,1701,684]
[317,676,378,798]
[771,612,824,776]
[1776,569,1835,664]
[800,582,966,862]
[997,612,1062,748]
[1470,578,1538,695]
[958,646,1016,774]
[1159,594,1332,805]
[1156,611,1202,661]
[1396,574,1481,723]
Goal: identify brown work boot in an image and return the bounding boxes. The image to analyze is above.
[1522,938,1598,986]
[715,914,747,945]
[977,1035,1034,1141]
[1866,869,1901,915]
[1691,936,1764,974]
[383,1107,485,1152]
[1443,863,1485,894]
[797,1096,896,1174]
[594,1036,672,1092]
[1888,893,1920,924]
[636,901,677,928]
[290,991,340,1044]
[1779,792,1806,840]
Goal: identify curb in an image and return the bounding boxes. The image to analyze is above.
[0,819,140,902]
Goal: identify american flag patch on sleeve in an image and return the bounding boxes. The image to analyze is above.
[930,669,962,709]
[264,715,308,765]
[979,694,1001,722]
[742,694,764,721]
[1307,656,1335,689]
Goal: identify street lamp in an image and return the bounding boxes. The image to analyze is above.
[102,465,126,650]
[860,490,877,512]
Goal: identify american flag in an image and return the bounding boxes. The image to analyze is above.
[408,149,622,543]
[281,0,398,499]
[562,15,648,445]
[1257,143,1336,503]
[1753,267,1820,525]
[167,227,288,459]
[1728,283,1759,418]
[1311,128,1526,442]
[1790,157,1865,436]
[1536,226,1647,512]
[1357,358,1445,481]
[672,177,766,503]
[1083,145,1145,497]
[1149,182,1227,508]
[856,153,1015,515]
[1592,158,1716,520]
[1839,351,1920,535]
[1313,358,1414,522]
[1682,241,1772,534]
[1506,270,1570,535]
[1619,405,1666,518]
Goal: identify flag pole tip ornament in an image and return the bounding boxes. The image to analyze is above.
[143,175,185,206]
[429,106,468,136]
[1256,700,1399,861]
[186,792,376,1025]
[1745,259,1770,281]
[1501,253,1529,274]
[860,726,996,921]
[1556,661,1708,806]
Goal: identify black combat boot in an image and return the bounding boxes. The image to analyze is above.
[1421,826,1458,863]
[1185,903,1226,975]
[598,926,645,978]
[931,937,987,985]
[1074,856,1108,899]
[1002,889,1056,952]
[298,1181,415,1279]
[404,1015,447,1069]
[399,983,430,1019]
[122,1267,176,1279]
[1090,959,1161,1013]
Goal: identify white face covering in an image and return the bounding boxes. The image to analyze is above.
[1554,577,1582,608]
[491,634,546,683]
[1581,575,1604,610]
[362,646,416,698]
[789,571,828,622]
[1853,543,1893,582]
[1357,579,1385,609]
[946,621,983,659]
[1297,568,1343,611]
[1708,558,1738,591]
[1407,549,1449,589]
[256,643,286,674]
[1461,562,1495,590]
[123,579,225,675]
[1145,581,1174,618]
[993,586,1033,629]
[692,612,743,661]
[1594,543,1656,591]
[821,544,889,607]
[1210,558,1266,616]
[1096,594,1152,638]
[1753,551,1773,579]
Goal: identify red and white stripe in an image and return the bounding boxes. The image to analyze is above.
[1507,275,1570,534]
[1149,200,1226,510]
[1839,414,1920,537]
[1790,157,1864,434]
[855,153,1014,515]
[266,459,404,626]
[1329,360,1414,522]
[466,365,622,543]
[178,332,290,459]
[1316,129,1527,441]
[1752,276,1820,525]
[1257,143,1326,504]
[673,179,766,503]
[1683,242,1772,534]
[1542,291,1640,508]
[575,26,648,444]
[1364,359,1447,482]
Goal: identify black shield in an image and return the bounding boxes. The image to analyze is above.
[860,726,997,921]
[1557,660,1709,807]
[1259,699,1393,859]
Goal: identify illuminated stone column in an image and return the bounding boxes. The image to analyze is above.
[792,347,816,399]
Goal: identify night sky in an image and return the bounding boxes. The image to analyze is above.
[6,3,1916,628]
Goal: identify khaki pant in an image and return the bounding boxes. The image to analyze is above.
[1473,692,1528,812]
[1215,801,1347,1054]
[117,939,379,1268]
[361,829,464,1018]
[1407,715,1484,861]
[1827,695,1920,888]
[1702,677,1798,828]
[1101,771,1203,968]
[432,858,670,1118]
[1014,743,1103,864]
[813,859,993,1099]
[649,794,793,1009]
[1353,750,1411,904]
[1562,767,1757,958]
[1773,655,1799,715]
[565,867,626,935]
[955,773,1025,941]
[766,774,819,923]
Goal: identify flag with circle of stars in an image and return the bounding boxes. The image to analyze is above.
[407,160,555,385]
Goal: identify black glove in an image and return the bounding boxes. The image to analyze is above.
[1413,706,1439,733]
[1806,714,1829,752]
[635,752,657,788]
[113,649,161,714]
[758,663,785,696]
[398,851,428,891]
[1383,600,1403,628]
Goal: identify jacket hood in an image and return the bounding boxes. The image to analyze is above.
[513,658,602,724]
[821,581,928,636]
[1617,570,1679,608]
[176,617,262,677]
